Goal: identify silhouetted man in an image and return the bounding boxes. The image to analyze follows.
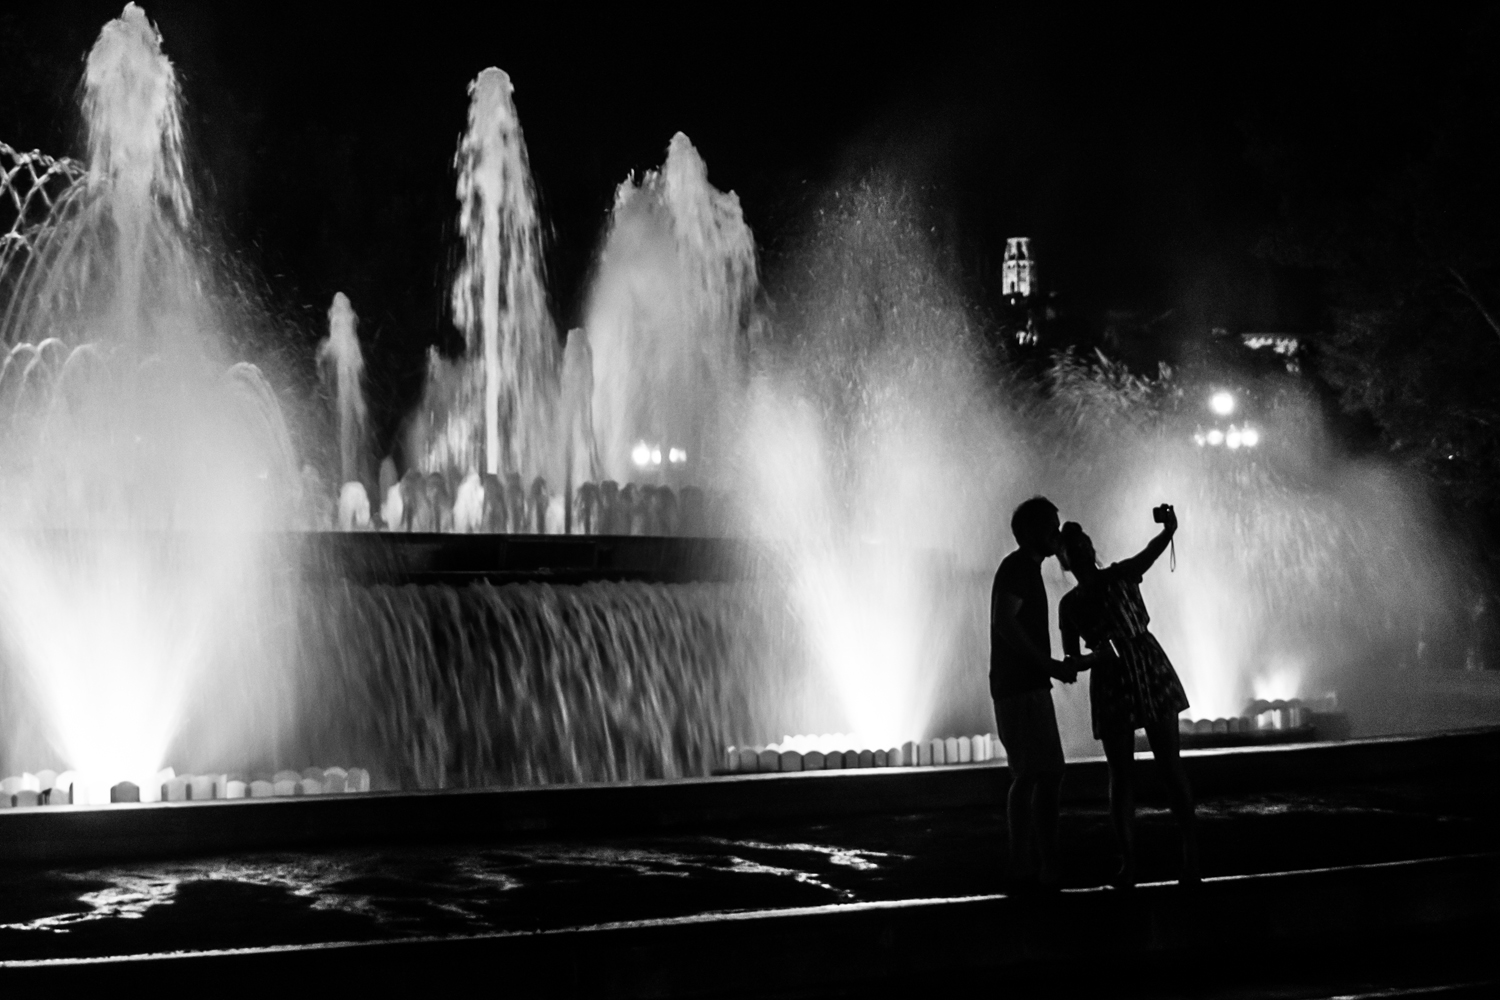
[991,495,1075,888]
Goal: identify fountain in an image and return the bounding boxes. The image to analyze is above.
[0,5,1491,808]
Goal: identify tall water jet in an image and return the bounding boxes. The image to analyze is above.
[587,133,759,487]
[412,69,557,484]
[316,291,367,486]
[0,5,299,793]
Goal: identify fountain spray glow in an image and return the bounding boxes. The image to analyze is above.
[587,133,759,487]
[316,292,367,487]
[0,5,300,793]
[413,68,557,483]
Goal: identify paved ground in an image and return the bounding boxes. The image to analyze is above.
[1,773,1495,966]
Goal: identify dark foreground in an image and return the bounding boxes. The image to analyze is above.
[3,746,1499,996]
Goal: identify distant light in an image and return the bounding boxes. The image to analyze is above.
[1226,427,1243,449]
[650,448,662,466]
[631,442,651,467]
[1210,391,1235,416]
[1206,429,1224,446]
[1242,427,1260,448]
[1192,432,1206,447]
[668,447,687,464]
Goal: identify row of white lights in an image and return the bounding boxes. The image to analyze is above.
[630,442,688,468]
[1194,425,1259,449]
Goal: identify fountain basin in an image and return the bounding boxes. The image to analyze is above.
[1,726,1493,866]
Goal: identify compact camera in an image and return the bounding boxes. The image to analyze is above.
[1152,503,1174,524]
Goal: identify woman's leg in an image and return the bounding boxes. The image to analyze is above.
[1100,727,1137,885]
[1144,717,1201,883]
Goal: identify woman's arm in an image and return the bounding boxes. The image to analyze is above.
[1060,595,1081,658]
[1112,507,1177,581]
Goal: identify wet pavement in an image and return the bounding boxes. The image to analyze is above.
[2,774,1496,964]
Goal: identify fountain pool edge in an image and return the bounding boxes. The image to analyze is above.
[1,726,1496,865]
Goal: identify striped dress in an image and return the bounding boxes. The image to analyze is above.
[1060,565,1190,739]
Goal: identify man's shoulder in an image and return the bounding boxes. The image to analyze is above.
[994,549,1037,593]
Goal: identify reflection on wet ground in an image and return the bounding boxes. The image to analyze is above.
[1,779,1496,963]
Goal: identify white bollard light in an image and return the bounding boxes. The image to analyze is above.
[857,750,874,768]
[111,781,140,803]
[323,767,349,792]
[843,750,860,769]
[971,735,985,762]
[273,779,299,796]
[53,772,79,805]
[930,738,946,766]
[37,769,58,793]
[919,742,933,766]
[15,790,40,808]
[874,749,889,767]
[823,750,843,770]
[249,780,274,798]
[944,737,960,763]
[21,773,40,792]
[299,778,323,796]
[737,748,759,772]
[225,779,248,799]
[189,775,217,800]
[957,737,972,763]
[887,746,904,767]
[758,749,780,772]
[803,751,825,771]
[779,750,803,773]
[901,741,919,767]
[164,777,189,801]
[347,768,371,792]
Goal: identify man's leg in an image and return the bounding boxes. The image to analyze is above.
[1007,773,1037,880]
[1031,768,1063,883]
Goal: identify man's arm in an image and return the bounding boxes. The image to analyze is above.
[994,592,1076,682]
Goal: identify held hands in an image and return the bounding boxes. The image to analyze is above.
[1050,658,1078,684]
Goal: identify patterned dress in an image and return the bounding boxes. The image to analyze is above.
[1060,564,1190,739]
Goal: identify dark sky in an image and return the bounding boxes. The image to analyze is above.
[3,4,1496,447]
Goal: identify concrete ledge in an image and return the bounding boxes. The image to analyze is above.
[2,726,1496,865]
[4,853,1496,993]
[295,531,763,584]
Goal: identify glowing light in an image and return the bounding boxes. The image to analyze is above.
[650,447,662,466]
[1192,432,1206,447]
[631,441,651,467]
[1226,426,1243,449]
[1205,428,1224,446]
[1210,390,1235,416]
[1241,427,1260,447]
[668,447,687,464]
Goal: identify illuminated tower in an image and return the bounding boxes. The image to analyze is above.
[1001,237,1034,302]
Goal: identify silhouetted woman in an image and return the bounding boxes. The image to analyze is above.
[1058,509,1200,887]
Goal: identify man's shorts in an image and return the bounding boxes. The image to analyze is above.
[994,687,1065,779]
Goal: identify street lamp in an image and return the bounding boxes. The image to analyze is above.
[1210,390,1235,416]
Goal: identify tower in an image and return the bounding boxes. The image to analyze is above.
[1001,237,1034,301]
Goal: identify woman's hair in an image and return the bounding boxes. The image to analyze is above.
[1060,521,1096,569]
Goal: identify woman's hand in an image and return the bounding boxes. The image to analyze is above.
[1159,505,1178,537]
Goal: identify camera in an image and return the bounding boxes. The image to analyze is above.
[1152,503,1174,524]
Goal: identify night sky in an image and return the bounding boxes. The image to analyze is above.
[3,4,1498,452]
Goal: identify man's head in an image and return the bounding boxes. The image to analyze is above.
[1011,496,1060,559]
